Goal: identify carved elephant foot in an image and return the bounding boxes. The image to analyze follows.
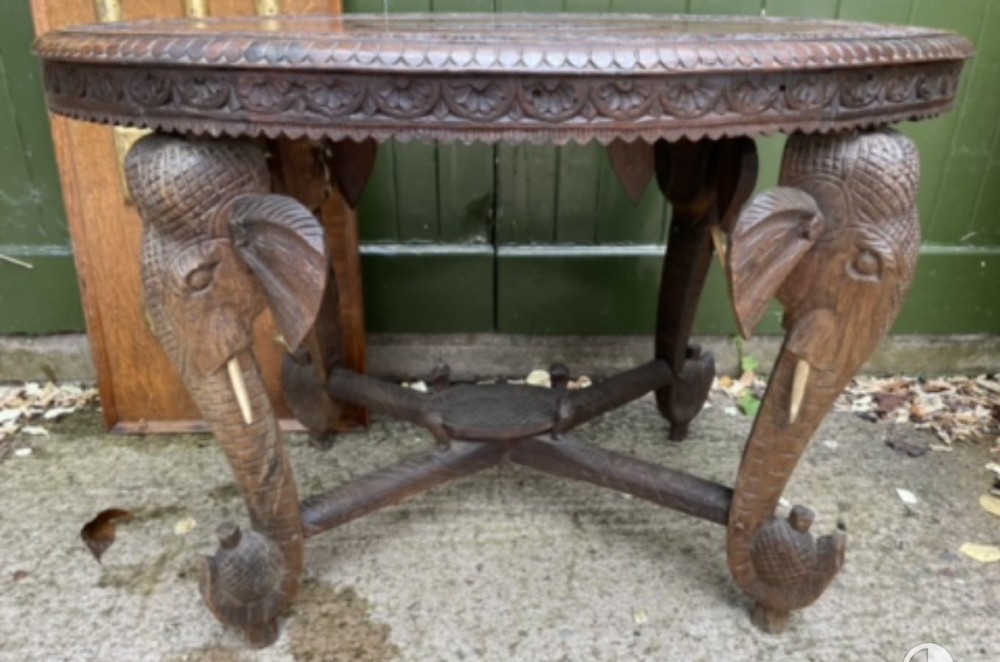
[200,523,287,648]
[724,129,920,630]
[125,134,332,646]
[654,345,715,441]
[650,137,759,442]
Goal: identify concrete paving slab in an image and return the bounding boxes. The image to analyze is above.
[0,395,997,661]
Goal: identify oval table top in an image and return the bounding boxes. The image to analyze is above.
[35,13,974,144]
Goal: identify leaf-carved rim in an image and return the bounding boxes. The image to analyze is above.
[33,13,975,75]
[40,59,968,145]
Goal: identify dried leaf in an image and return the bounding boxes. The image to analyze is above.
[959,543,1000,563]
[20,426,49,437]
[875,392,907,416]
[80,508,132,563]
[0,409,21,424]
[42,407,77,421]
[979,494,1000,518]
[173,516,197,536]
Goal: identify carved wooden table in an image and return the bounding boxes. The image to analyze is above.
[35,13,973,647]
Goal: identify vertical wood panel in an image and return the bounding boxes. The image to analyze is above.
[905,0,988,242]
[394,143,441,241]
[763,0,836,18]
[437,144,494,243]
[837,0,913,24]
[688,0,762,15]
[969,128,1000,245]
[356,148,399,241]
[928,0,1000,244]
[0,56,39,244]
[555,144,601,244]
[496,145,559,244]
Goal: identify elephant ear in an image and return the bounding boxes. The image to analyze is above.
[228,194,328,352]
[727,187,825,339]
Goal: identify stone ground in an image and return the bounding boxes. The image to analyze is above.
[0,394,997,661]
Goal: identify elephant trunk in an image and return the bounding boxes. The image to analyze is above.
[727,343,847,614]
[188,352,304,646]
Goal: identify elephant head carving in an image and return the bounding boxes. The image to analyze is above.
[126,135,327,646]
[725,129,920,626]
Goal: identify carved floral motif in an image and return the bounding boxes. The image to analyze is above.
[519,80,588,122]
[840,73,881,109]
[660,79,721,118]
[444,80,515,120]
[237,77,294,114]
[592,80,655,118]
[784,77,836,112]
[300,77,365,117]
[372,79,439,118]
[42,61,966,142]
[176,75,230,110]
[728,77,780,115]
[127,71,173,107]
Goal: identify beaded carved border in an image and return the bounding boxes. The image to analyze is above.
[42,60,964,145]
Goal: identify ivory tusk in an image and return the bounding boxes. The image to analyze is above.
[709,225,727,270]
[227,357,254,425]
[790,359,810,424]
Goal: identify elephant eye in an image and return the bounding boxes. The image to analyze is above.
[185,261,218,292]
[849,248,882,280]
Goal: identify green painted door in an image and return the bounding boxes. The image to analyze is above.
[3,0,998,335]
[348,0,1000,336]
[0,0,83,333]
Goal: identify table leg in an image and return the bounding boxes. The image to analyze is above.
[653,137,758,440]
[725,129,921,632]
[125,134,330,647]
[270,138,377,447]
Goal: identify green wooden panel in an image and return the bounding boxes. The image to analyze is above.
[837,0,914,24]
[0,0,67,245]
[5,0,996,336]
[905,0,988,242]
[356,147,400,242]
[0,1,81,334]
[437,144,495,242]
[496,248,665,334]
[497,247,1000,335]
[763,0,836,19]
[970,132,1000,247]
[554,144,601,244]
[0,252,84,334]
[496,0,564,11]
[688,0,762,15]
[394,143,441,241]
[594,154,668,245]
[361,247,495,332]
[0,55,38,244]
[495,145,559,244]
[927,0,1000,245]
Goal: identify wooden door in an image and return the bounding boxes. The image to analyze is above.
[29,0,368,433]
